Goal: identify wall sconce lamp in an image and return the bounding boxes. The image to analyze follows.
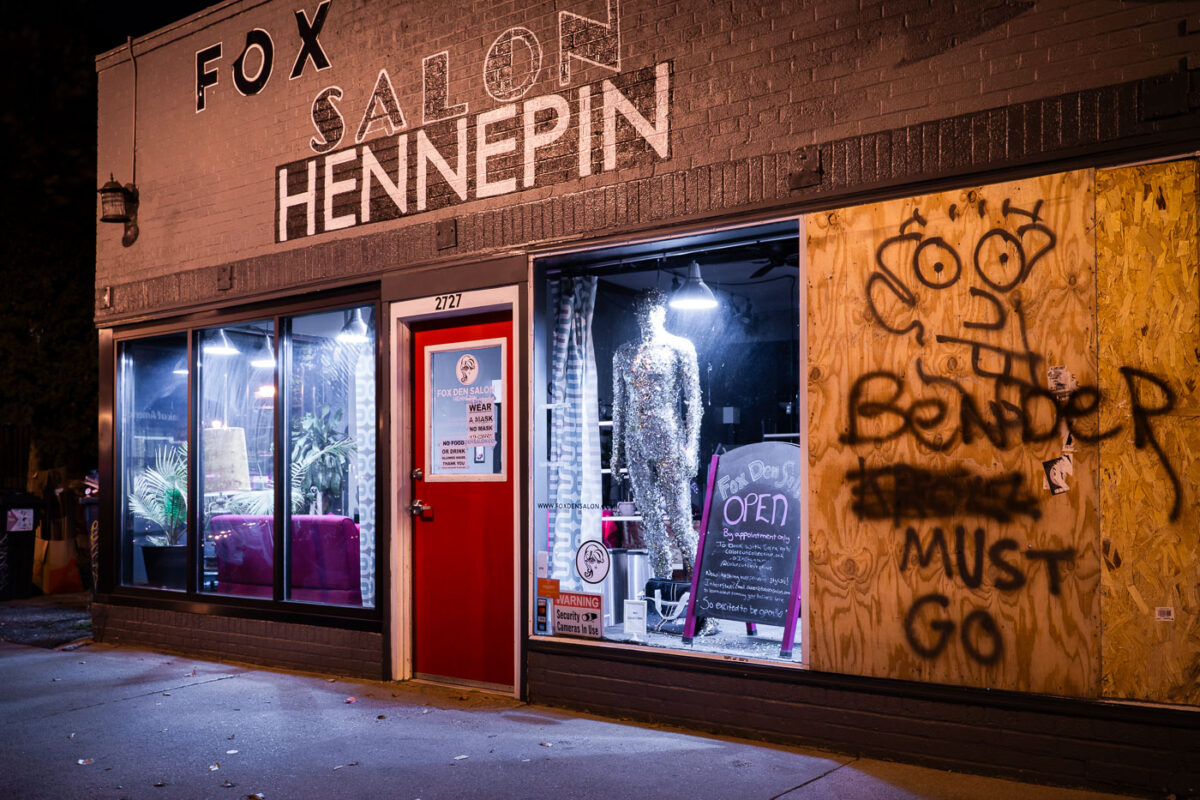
[669,260,719,310]
[99,36,141,246]
[98,175,140,247]
[98,175,138,221]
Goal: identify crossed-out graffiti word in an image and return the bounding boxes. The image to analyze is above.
[900,525,1075,665]
[846,459,1039,524]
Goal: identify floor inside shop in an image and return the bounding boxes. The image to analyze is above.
[602,617,801,663]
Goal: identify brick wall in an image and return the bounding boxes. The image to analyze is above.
[92,602,385,679]
[528,645,1200,797]
[95,0,1200,322]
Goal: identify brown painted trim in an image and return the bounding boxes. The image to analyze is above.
[108,283,380,340]
[380,254,529,302]
[374,296,394,678]
[96,328,116,595]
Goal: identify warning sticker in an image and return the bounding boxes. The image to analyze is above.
[553,592,603,639]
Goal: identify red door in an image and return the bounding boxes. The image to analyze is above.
[411,314,514,689]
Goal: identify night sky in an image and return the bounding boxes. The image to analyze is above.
[0,2,213,475]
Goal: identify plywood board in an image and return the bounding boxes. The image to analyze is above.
[806,170,1101,695]
[1096,159,1200,706]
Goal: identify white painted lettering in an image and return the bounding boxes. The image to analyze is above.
[356,68,407,143]
[522,94,570,188]
[361,136,407,221]
[603,61,669,171]
[475,105,518,199]
[323,148,358,231]
[416,118,468,210]
[278,160,317,241]
[558,0,621,86]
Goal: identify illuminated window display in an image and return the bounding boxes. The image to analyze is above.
[532,221,804,662]
[117,333,188,590]
[116,303,377,609]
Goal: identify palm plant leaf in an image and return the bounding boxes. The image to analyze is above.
[127,443,189,545]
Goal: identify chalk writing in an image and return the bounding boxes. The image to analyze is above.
[690,443,803,630]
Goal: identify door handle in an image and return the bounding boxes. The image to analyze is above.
[409,499,433,519]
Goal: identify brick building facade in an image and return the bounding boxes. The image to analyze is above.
[95,1,1200,794]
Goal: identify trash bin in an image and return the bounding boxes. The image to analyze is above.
[80,495,99,593]
[602,547,650,625]
[0,491,42,600]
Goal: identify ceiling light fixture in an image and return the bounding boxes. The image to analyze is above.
[204,329,239,356]
[336,308,370,344]
[250,334,275,369]
[669,260,719,310]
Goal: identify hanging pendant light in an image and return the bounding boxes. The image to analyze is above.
[336,308,370,343]
[250,334,275,368]
[669,260,718,310]
[204,329,239,356]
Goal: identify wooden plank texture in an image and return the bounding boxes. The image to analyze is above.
[1096,159,1200,706]
[807,170,1101,695]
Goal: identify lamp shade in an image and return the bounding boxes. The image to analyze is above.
[669,261,719,310]
[204,329,239,356]
[202,426,251,492]
[250,334,275,369]
[336,308,370,343]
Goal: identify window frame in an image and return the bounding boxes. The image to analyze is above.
[525,215,811,669]
[100,288,386,626]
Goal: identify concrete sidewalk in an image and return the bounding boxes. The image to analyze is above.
[0,641,1138,800]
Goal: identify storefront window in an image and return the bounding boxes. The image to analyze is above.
[116,302,377,610]
[532,221,804,663]
[198,321,276,599]
[285,306,377,607]
[118,333,189,590]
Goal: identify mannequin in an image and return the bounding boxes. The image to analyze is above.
[610,289,703,580]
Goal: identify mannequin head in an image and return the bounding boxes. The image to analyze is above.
[634,288,668,333]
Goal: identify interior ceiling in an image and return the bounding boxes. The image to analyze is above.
[596,238,800,314]
[542,220,802,314]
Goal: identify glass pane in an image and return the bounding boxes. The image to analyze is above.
[427,342,504,478]
[532,221,804,663]
[118,334,188,590]
[198,321,277,599]
[285,305,376,607]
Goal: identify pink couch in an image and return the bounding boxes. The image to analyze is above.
[209,515,363,606]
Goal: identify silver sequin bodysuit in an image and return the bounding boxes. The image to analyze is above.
[611,313,703,579]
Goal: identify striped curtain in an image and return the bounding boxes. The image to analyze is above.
[547,276,601,592]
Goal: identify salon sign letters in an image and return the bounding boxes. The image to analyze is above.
[192,1,670,243]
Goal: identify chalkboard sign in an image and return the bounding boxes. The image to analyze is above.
[683,442,803,657]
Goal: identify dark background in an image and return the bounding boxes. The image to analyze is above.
[1,3,211,477]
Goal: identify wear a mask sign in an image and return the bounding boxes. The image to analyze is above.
[428,343,504,476]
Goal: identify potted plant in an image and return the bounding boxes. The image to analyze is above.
[291,405,357,515]
[127,443,188,587]
[224,407,357,517]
